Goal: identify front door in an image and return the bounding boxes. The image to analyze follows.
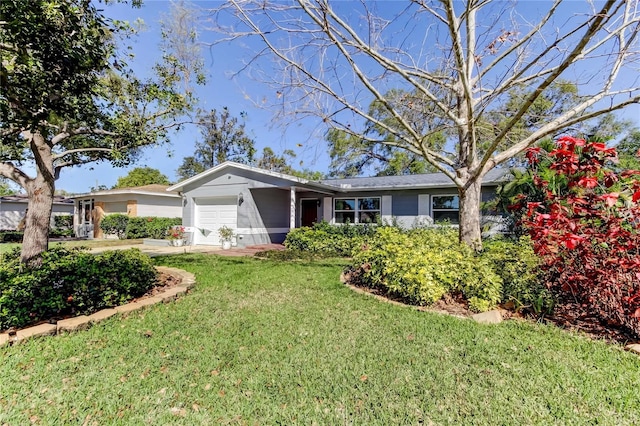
[301,199,318,227]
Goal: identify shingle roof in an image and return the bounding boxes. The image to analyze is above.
[73,184,179,198]
[0,194,74,204]
[320,168,511,190]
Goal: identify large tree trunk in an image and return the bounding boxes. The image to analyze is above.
[458,177,483,251]
[20,132,56,265]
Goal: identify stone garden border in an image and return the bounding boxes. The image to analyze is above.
[340,273,640,356]
[0,266,195,347]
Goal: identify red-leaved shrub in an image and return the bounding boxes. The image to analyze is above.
[521,136,640,337]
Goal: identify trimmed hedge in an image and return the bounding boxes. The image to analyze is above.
[125,217,182,239]
[53,215,73,230]
[100,214,129,239]
[0,228,73,242]
[0,246,158,331]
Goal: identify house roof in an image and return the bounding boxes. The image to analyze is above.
[167,162,339,193]
[72,184,180,199]
[168,161,513,194]
[320,168,512,191]
[0,194,74,205]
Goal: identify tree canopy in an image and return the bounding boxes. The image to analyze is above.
[113,167,171,188]
[209,0,640,249]
[176,107,255,180]
[0,0,203,262]
[255,147,324,180]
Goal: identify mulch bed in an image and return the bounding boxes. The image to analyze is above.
[341,267,638,345]
[130,270,183,302]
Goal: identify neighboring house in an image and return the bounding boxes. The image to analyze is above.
[71,184,182,238]
[167,161,510,247]
[0,195,74,230]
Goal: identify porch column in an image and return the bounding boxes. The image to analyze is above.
[290,187,296,230]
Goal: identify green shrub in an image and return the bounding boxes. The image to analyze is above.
[482,237,554,315]
[351,227,502,311]
[0,246,158,331]
[284,221,376,256]
[125,217,181,239]
[100,214,129,239]
[53,215,73,230]
[1,228,74,242]
[0,231,23,243]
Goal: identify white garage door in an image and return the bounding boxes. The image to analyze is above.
[194,197,237,245]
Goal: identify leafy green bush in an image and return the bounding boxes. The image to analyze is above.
[125,217,181,239]
[284,221,376,256]
[1,227,75,242]
[482,237,554,314]
[0,246,158,331]
[0,231,23,242]
[53,215,73,230]
[100,214,129,239]
[351,227,503,311]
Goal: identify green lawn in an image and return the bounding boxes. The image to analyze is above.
[1,254,638,424]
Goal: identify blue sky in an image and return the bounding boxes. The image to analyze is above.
[56,0,325,193]
[53,0,640,194]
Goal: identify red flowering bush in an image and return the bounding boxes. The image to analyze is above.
[521,136,640,337]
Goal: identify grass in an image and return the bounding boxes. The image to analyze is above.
[0,238,143,254]
[1,254,639,424]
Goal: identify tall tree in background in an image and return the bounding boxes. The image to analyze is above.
[176,107,256,180]
[0,0,204,263]
[615,130,640,171]
[210,0,640,249]
[255,147,325,180]
[0,178,14,196]
[113,167,170,188]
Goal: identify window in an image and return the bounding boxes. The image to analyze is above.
[432,195,459,224]
[334,197,380,224]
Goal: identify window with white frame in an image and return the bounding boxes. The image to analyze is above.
[431,195,459,224]
[334,197,380,224]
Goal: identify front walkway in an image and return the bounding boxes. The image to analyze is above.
[89,242,285,258]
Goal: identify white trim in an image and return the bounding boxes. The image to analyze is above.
[167,161,337,193]
[381,195,392,222]
[323,197,333,224]
[290,187,296,229]
[72,189,179,198]
[418,194,430,216]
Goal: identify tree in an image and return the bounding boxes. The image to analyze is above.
[209,0,640,249]
[255,147,324,180]
[328,87,446,177]
[616,130,640,171]
[1,0,203,263]
[113,167,170,188]
[0,178,15,196]
[176,107,255,180]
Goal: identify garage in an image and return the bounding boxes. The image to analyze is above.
[194,197,237,245]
